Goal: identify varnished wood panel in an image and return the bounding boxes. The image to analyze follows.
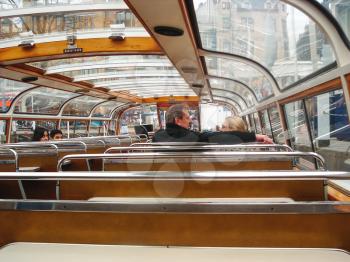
[104,160,293,172]
[279,78,342,105]
[0,38,161,63]
[0,211,349,250]
[60,180,325,201]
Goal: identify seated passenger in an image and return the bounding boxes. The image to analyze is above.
[32,127,49,142]
[50,129,63,140]
[152,104,272,144]
[221,116,247,132]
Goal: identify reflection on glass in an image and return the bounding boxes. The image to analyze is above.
[119,104,159,134]
[29,55,170,72]
[209,78,255,107]
[305,88,350,171]
[260,110,272,138]
[206,57,273,101]
[62,96,104,117]
[90,120,108,136]
[211,89,246,110]
[1,10,142,41]
[195,0,335,89]
[249,114,256,132]
[14,87,78,115]
[200,103,232,131]
[268,105,284,144]
[317,0,350,42]
[60,120,88,138]
[0,120,6,144]
[0,78,34,113]
[213,97,240,114]
[284,100,315,169]
[0,0,123,10]
[253,113,262,133]
[10,120,57,142]
[91,101,124,118]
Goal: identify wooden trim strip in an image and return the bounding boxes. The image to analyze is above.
[279,78,342,105]
[0,38,162,64]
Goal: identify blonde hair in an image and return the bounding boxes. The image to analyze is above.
[222,116,247,132]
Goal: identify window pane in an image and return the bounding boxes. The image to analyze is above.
[14,87,78,115]
[284,101,315,169]
[60,120,88,138]
[200,103,233,131]
[249,114,256,132]
[0,78,34,113]
[0,120,6,144]
[305,88,350,171]
[119,105,159,134]
[253,113,262,133]
[1,10,143,42]
[206,57,273,101]
[260,110,273,138]
[62,96,105,117]
[91,101,124,118]
[90,120,108,136]
[317,0,350,42]
[10,120,57,142]
[268,106,284,144]
[195,0,336,89]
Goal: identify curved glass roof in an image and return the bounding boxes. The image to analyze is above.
[91,101,125,118]
[0,0,124,10]
[211,89,246,110]
[195,0,336,89]
[211,97,240,113]
[209,78,255,108]
[0,10,145,48]
[205,56,273,101]
[62,96,105,117]
[28,55,195,98]
[317,0,350,42]
[14,87,79,115]
[0,78,35,113]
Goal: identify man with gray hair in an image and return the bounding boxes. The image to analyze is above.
[153,103,272,144]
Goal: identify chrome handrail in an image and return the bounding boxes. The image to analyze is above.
[106,144,293,153]
[57,151,326,171]
[0,171,348,180]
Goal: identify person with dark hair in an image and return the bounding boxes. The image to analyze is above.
[32,127,49,142]
[50,129,63,140]
[152,103,272,144]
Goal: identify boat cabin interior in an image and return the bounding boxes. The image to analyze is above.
[1,0,350,260]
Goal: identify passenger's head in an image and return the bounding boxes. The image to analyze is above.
[50,129,63,140]
[166,104,191,129]
[32,127,49,141]
[221,116,247,132]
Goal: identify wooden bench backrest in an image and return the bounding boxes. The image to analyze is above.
[60,179,324,201]
[0,210,349,250]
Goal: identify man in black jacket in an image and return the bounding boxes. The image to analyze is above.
[153,104,272,144]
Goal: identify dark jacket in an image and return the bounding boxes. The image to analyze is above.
[153,123,256,144]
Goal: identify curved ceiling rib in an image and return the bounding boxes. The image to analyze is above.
[211,88,248,109]
[0,3,128,18]
[44,60,173,74]
[74,71,180,82]
[212,95,242,112]
[199,49,280,96]
[207,75,258,103]
[212,96,240,114]
[283,0,350,66]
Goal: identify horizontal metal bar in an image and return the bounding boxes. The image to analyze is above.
[0,171,348,180]
[105,144,293,153]
[58,151,326,171]
[0,199,349,214]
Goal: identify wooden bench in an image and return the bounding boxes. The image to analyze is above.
[0,197,349,251]
[0,243,349,261]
